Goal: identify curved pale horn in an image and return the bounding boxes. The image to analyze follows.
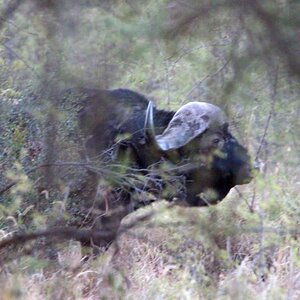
[144,101,161,151]
[155,102,227,151]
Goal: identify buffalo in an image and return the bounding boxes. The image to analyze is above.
[75,88,253,247]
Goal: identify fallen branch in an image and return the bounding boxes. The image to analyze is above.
[0,208,159,263]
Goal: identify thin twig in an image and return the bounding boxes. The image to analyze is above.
[234,187,254,213]
[0,158,205,196]
[3,43,38,75]
[255,65,278,160]
[182,58,231,104]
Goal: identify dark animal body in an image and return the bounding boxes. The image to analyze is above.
[79,88,174,160]
[76,88,253,247]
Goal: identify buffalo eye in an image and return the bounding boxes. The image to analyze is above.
[212,138,221,145]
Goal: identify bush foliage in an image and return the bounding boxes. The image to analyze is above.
[0,0,299,299]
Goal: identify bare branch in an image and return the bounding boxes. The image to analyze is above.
[0,208,162,263]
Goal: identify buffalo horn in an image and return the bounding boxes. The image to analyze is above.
[144,101,161,151]
[145,101,227,152]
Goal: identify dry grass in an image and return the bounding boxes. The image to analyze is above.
[1,175,300,300]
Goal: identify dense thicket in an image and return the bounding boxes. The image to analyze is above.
[0,1,299,299]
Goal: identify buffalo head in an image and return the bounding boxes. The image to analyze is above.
[142,100,253,206]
